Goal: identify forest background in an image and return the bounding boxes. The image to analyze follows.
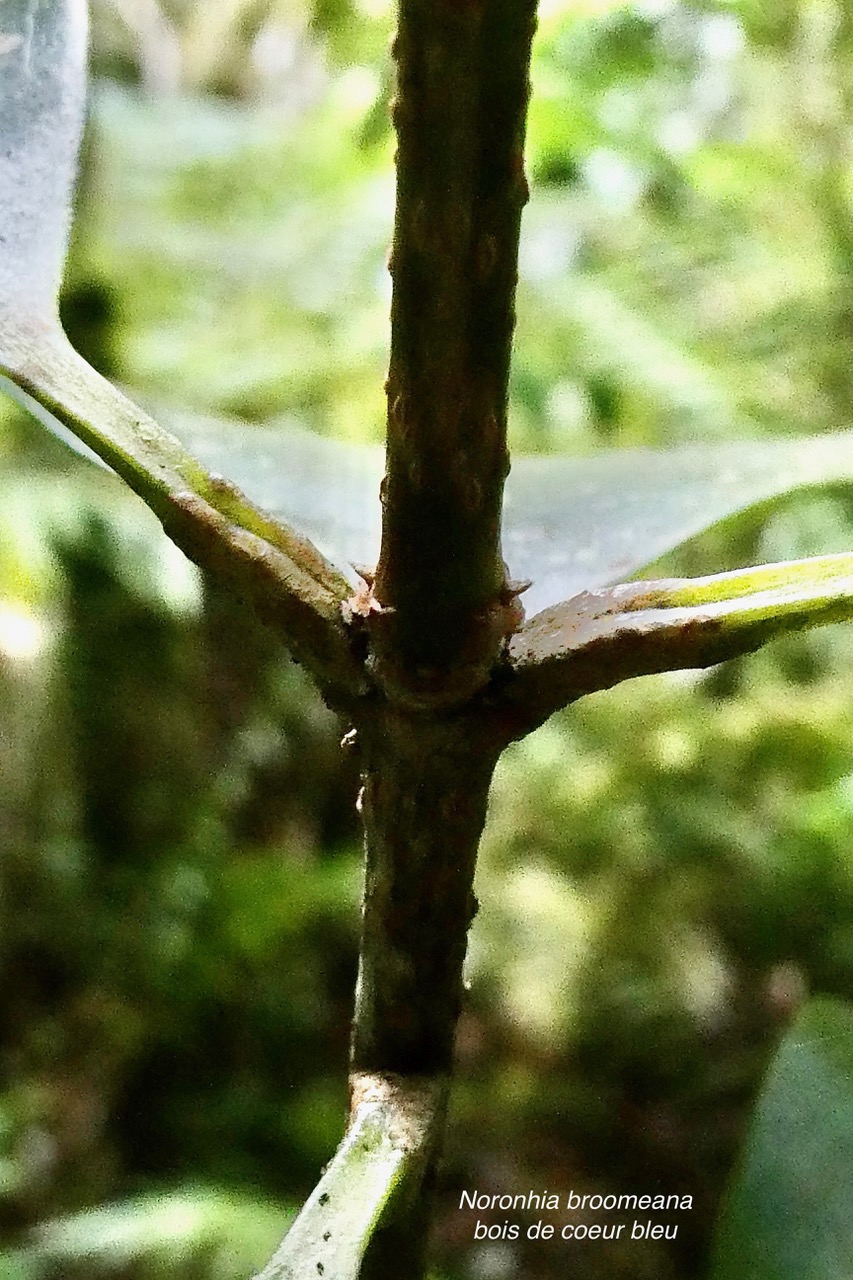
[2,1,853,1278]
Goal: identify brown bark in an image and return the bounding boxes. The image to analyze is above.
[342,2,539,1270]
[351,709,501,1078]
[372,0,538,708]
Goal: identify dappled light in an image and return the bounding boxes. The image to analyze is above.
[2,2,853,1279]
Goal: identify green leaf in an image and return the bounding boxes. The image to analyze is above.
[6,2,853,647]
[160,407,383,588]
[710,996,853,1280]
[505,434,853,615]
[505,553,853,726]
[0,1186,290,1277]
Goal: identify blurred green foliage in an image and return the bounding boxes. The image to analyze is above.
[2,2,853,1279]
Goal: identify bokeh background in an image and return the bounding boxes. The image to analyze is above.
[2,1,853,1277]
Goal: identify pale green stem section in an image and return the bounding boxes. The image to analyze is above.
[254,1074,445,1280]
[596,552,853,610]
[500,552,853,735]
[0,322,363,698]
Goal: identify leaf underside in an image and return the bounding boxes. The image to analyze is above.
[710,996,853,1280]
[0,0,87,320]
[0,1,370,697]
[5,9,853,1279]
[6,0,853,729]
[163,409,853,615]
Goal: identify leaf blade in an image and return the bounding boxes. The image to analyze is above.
[160,405,384,580]
[0,0,87,320]
[152,403,853,616]
[1,326,363,694]
[0,2,366,698]
[152,402,853,615]
[7,1,853,654]
[709,996,853,1280]
[505,432,853,614]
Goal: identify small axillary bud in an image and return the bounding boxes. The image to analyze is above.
[495,573,532,640]
[343,564,389,623]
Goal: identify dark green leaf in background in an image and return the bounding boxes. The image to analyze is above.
[710,996,853,1280]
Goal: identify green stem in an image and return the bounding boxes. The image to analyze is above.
[348,707,501,1278]
[0,325,364,702]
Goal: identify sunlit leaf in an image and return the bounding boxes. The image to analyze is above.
[505,553,853,725]
[710,996,853,1280]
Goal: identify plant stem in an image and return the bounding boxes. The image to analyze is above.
[349,708,501,1277]
[352,710,500,1077]
[373,0,538,706]
[341,2,538,1270]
